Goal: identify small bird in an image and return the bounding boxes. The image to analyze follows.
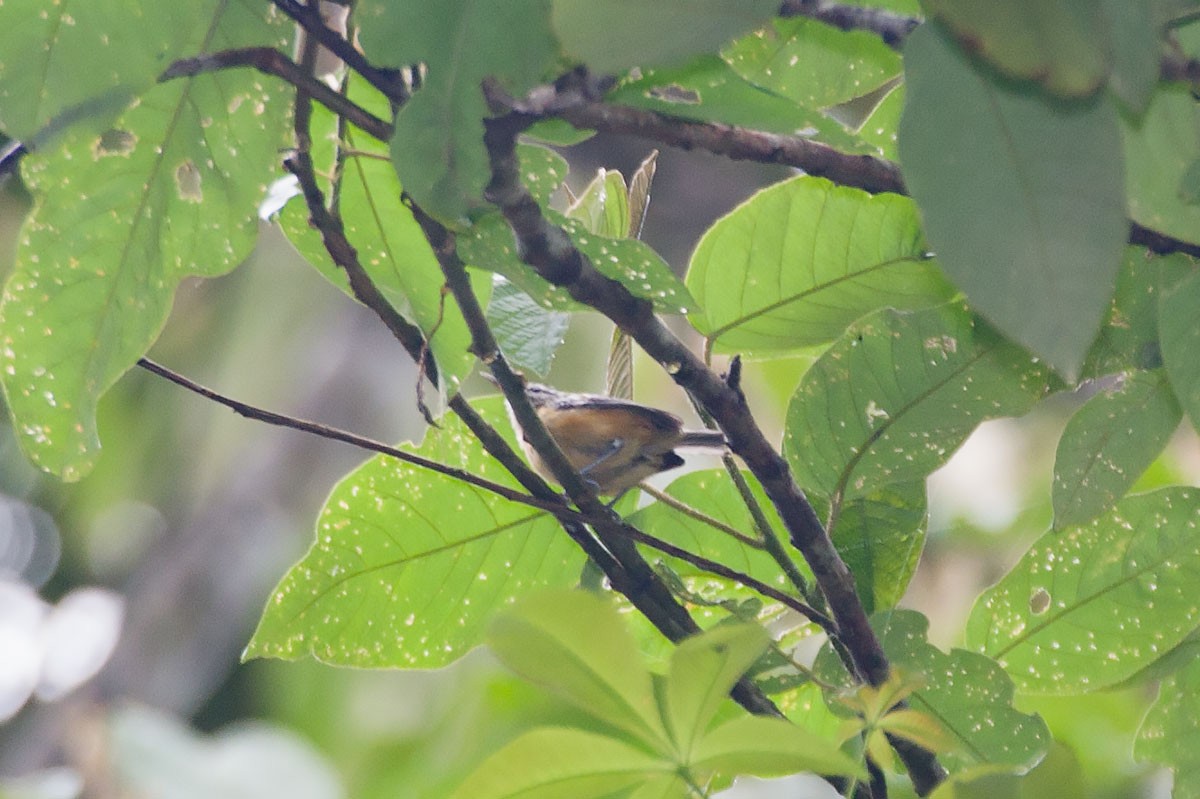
[490,378,727,497]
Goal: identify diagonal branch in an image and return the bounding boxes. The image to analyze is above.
[778,0,920,47]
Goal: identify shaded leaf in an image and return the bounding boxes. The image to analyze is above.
[0,1,288,479]
[1158,249,1200,433]
[967,488,1200,694]
[1135,656,1200,798]
[783,304,1054,500]
[687,176,953,353]
[1122,84,1200,246]
[1052,370,1182,529]
[1101,0,1162,114]
[899,24,1127,380]
[487,276,569,377]
[246,398,585,669]
[552,0,778,74]
[829,481,926,615]
[921,0,1111,97]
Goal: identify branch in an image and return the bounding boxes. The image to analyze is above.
[269,0,411,104]
[159,47,391,141]
[779,0,920,47]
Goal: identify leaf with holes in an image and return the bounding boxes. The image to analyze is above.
[245,398,584,668]
[0,1,288,480]
[783,304,1054,500]
[966,488,1200,694]
[687,176,953,353]
[1052,370,1181,530]
[899,23,1127,380]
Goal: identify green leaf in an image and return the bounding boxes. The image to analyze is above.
[899,24,1127,380]
[855,83,905,160]
[1052,370,1182,529]
[488,590,672,751]
[245,398,585,669]
[608,56,872,154]
[1101,0,1161,114]
[966,487,1200,694]
[567,169,630,238]
[551,0,779,74]
[690,715,863,778]
[921,0,1111,97]
[0,2,200,142]
[517,143,571,208]
[783,304,1054,500]
[449,727,671,799]
[487,276,569,377]
[1160,265,1200,432]
[356,0,558,225]
[665,624,770,756]
[829,482,927,614]
[0,2,288,479]
[819,610,1050,772]
[687,176,953,353]
[1135,656,1200,798]
[723,17,902,110]
[1122,84,1200,246]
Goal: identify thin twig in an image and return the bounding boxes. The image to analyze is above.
[638,484,766,549]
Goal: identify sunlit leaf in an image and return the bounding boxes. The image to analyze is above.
[0,1,288,479]
[967,488,1200,694]
[246,398,584,669]
[899,23,1127,380]
[690,715,864,778]
[687,176,953,353]
[567,169,630,238]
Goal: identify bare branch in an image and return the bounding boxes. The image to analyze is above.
[779,0,920,48]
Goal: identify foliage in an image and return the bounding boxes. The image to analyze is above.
[3,1,1200,798]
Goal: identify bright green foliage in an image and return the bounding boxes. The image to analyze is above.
[551,0,779,74]
[486,276,569,377]
[0,1,288,479]
[458,591,862,798]
[356,0,559,225]
[245,398,585,668]
[900,23,1127,380]
[724,17,901,110]
[567,169,631,238]
[967,488,1200,694]
[688,176,953,352]
[1052,370,1182,529]
[1136,656,1200,798]
[920,0,1112,97]
[784,304,1053,500]
[1122,85,1200,247]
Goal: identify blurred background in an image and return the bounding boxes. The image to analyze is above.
[1,129,1195,799]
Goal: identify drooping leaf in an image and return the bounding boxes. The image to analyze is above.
[1159,265,1200,433]
[551,0,779,75]
[0,1,288,479]
[487,276,569,377]
[449,727,672,799]
[246,398,584,669]
[921,0,1112,97]
[1122,84,1200,246]
[1052,370,1182,529]
[783,304,1054,500]
[356,0,558,224]
[687,176,953,353]
[966,488,1200,694]
[723,17,902,110]
[899,23,1127,380]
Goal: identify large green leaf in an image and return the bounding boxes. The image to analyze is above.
[723,17,901,110]
[1135,656,1200,798]
[1160,265,1200,432]
[245,398,585,668]
[488,590,672,751]
[687,176,953,353]
[1101,0,1161,114]
[486,276,569,377]
[921,0,1111,97]
[0,2,193,142]
[966,488,1200,694]
[783,304,1053,500]
[689,715,864,779]
[899,23,1127,380]
[0,1,288,479]
[828,481,926,615]
[551,0,778,75]
[1052,370,1182,529]
[1122,84,1200,247]
[356,0,558,225]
